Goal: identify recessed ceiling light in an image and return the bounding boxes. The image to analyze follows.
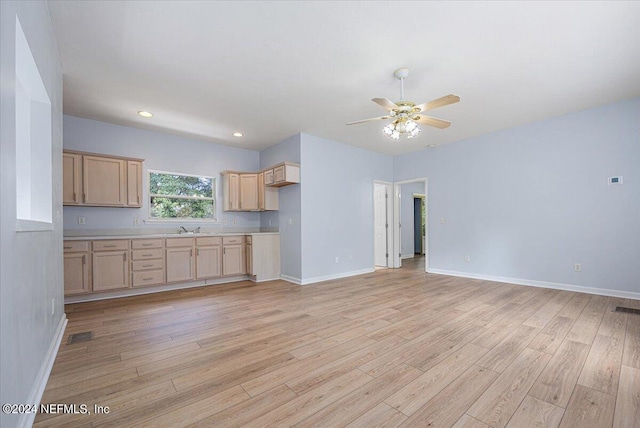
[232,132,243,137]
[427,144,436,148]
[138,111,153,118]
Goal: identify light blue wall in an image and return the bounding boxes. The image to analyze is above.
[63,115,261,231]
[400,181,425,257]
[300,134,394,282]
[1,1,64,426]
[259,135,302,279]
[395,98,640,294]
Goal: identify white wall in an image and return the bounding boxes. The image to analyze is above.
[394,98,640,296]
[400,181,425,257]
[1,2,65,427]
[300,134,394,283]
[259,135,302,280]
[63,115,261,231]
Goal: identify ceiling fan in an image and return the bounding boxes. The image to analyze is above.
[347,68,460,140]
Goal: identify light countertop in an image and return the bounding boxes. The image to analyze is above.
[64,231,279,241]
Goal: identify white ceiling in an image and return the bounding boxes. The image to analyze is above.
[48,1,640,156]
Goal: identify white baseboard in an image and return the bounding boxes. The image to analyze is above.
[401,254,415,260]
[300,268,375,285]
[428,268,640,300]
[19,315,67,428]
[65,275,251,303]
[280,274,302,285]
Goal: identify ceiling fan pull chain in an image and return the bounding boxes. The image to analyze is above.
[400,77,404,101]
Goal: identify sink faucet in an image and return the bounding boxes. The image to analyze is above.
[180,226,189,234]
[194,227,201,233]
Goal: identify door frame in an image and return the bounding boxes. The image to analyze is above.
[393,177,429,272]
[372,180,393,268]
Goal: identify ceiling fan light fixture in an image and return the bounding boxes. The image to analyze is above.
[407,126,421,138]
[383,123,395,136]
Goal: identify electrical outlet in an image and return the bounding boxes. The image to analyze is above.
[268,219,272,226]
[134,218,141,225]
[51,298,55,315]
[223,219,228,226]
[232,219,237,225]
[440,217,446,224]
[77,216,85,225]
[335,257,340,263]
[348,255,353,262]
[464,255,471,263]
[574,263,582,272]
[288,218,293,226]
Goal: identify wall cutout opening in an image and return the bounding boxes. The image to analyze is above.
[15,16,53,231]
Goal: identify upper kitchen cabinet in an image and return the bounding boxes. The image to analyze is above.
[267,162,300,187]
[222,171,263,212]
[62,152,82,204]
[63,150,144,208]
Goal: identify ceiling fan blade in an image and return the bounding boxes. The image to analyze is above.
[346,116,391,125]
[414,94,460,113]
[372,98,399,111]
[413,115,451,129]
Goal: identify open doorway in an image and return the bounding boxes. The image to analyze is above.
[392,178,428,272]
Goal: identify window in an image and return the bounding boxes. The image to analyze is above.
[148,171,216,220]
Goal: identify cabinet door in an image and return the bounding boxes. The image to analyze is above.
[264,169,274,185]
[63,153,82,205]
[83,156,126,206]
[239,173,258,210]
[223,173,240,211]
[166,247,194,282]
[223,245,245,276]
[196,246,222,279]
[246,244,253,275]
[92,251,129,291]
[127,160,143,207]
[64,252,90,295]
[273,165,285,183]
[257,172,265,211]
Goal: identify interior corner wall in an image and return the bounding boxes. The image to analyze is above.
[259,134,302,281]
[300,133,394,283]
[394,97,640,296]
[0,1,65,427]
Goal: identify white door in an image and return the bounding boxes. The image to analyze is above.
[374,183,388,267]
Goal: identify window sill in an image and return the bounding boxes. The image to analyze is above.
[16,219,54,232]
[144,218,220,224]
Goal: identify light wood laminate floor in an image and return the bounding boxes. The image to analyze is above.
[36,257,640,427]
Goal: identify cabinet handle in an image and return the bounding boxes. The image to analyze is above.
[73,192,77,202]
[223,248,226,255]
[104,245,116,248]
[124,253,127,261]
[142,253,153,257]
[190,249,193,257]
[143,277,153,281]
[64,246,72,250]
[82,255,86,265]
[196,248,200,257]
[83,192,87,202]
[142,243,153,246]
[142,264,153,268]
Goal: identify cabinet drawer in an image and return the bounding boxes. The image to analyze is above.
[132,248,164,260]
[196,236,221,246]
[93,240,129,251]
[132,270,165,287]
[132,259,164,271]
[131,239,164,249]
[166,238,194,248]
[245,235,252,244]
[223,236,245,245]
[63,241,89,252]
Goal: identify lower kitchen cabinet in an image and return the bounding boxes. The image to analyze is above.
[64,252,90,295]
[166,238,195,282]
[92,250,130,291]
[196,236,222,279]
[222,236,246,276]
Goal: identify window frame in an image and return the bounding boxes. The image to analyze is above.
[147,169,218,222]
